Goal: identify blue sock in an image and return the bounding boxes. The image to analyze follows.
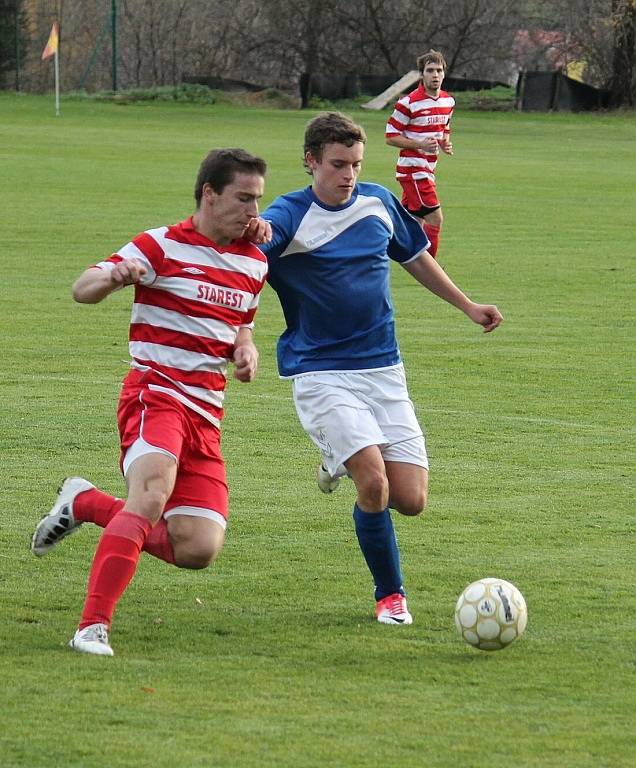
[353,503,405,601]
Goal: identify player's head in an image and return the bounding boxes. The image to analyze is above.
[303,112,367,173]
[303,113,366,207]
[417,49,447,75]
[417,49,447,95]
[194,148,267,244]
[194,148,267,207]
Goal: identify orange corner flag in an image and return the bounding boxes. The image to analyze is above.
[41,22,59,60]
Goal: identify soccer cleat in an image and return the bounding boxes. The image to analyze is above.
[317,464,340,494]
[69,623,114,656]
[31,477,94,556]
[376,593,413,625]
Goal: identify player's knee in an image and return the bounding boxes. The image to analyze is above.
[357,469,389,510]
[174,538,224,570]
[396,488,427,517]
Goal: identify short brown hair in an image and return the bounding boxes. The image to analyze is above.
[194,148,267,206]
[303,112,366,170]
[417,49,447,74]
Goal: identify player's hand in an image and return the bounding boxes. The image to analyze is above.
[468,303,503,333]
[110,259,147,287]
[233,342,259,382]
[418,137,439,155]
[243,217,272,244]
[439,139,454,155]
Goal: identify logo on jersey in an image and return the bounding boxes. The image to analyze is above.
[197,284,245,308]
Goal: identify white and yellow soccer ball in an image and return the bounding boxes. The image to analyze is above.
[454,577,527,651]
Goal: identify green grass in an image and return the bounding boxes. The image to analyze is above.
[1,93,634,768]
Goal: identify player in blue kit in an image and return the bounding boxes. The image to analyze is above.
[260,112,502,624]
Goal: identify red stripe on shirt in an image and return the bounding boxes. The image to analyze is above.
[130,323,234,359]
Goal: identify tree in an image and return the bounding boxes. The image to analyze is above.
[0,0,29,89]
[532,0,636,105]
[609,0,635,105]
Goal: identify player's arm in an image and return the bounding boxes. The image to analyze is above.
[402,251,502,333]
[232,326,259,382]
[72,260,147,304]
[386,133,439,154]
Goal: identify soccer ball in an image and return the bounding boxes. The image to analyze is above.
[454,577,527,651]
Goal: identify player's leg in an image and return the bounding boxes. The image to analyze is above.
[354,366,427,621]
[401,177,443,258]
[292,371,412,623]
[422,205,443,259]
[161,419,229,570]
[386,461,428,516]
[345,446,412,625]
[70,450,177,656]
[370,364,429,516]
[32,477,181,565]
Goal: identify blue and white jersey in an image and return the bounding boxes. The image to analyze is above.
[261,181,430,378]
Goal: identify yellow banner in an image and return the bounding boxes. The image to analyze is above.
[41,22,59,61]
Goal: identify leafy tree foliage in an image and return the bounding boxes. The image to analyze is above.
[0,0,28,86]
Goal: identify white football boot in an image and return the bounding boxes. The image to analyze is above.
[69,623,114,656]
[31,477,94,556]
[317,464,340,494]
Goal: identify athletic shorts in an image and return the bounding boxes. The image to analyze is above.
[117,378,228,528]
[399,177,440,216]
[291,364,428,478]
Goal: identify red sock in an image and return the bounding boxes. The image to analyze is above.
[423,223,441,258]
[74,488,124,527]
[74,488,175,564]
[79,511,152,630]
[143,518,176,565]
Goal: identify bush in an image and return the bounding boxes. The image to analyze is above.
[452,86,516,111]
[67,84,217,104]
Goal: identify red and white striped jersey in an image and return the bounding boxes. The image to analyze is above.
[95,217,268,428]
[385,84,455,182]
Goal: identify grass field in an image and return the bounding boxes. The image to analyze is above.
[0,92,634,768]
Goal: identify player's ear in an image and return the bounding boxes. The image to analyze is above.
[202,182,218,206]
[305,151,319,171]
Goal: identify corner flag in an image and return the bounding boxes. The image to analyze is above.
[41,22,59,60]
[42,22,61,116]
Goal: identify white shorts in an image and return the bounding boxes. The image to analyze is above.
[291,364,428,478]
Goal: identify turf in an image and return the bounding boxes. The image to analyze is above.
[0,93,634,768]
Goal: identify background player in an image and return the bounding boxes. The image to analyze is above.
[260,112,502,625]
[385,49,455,259]
[31,148,269,656]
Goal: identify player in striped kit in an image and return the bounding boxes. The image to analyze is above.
[31,149,269,656]
[385,49,455,259]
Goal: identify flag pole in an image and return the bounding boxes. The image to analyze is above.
[54,47,60,116]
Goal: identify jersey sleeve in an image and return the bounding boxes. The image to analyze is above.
[384,190,430,263]
[93,229,166,286]
[385,95,411,138]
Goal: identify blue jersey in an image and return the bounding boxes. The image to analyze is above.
[261,181,429,377]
